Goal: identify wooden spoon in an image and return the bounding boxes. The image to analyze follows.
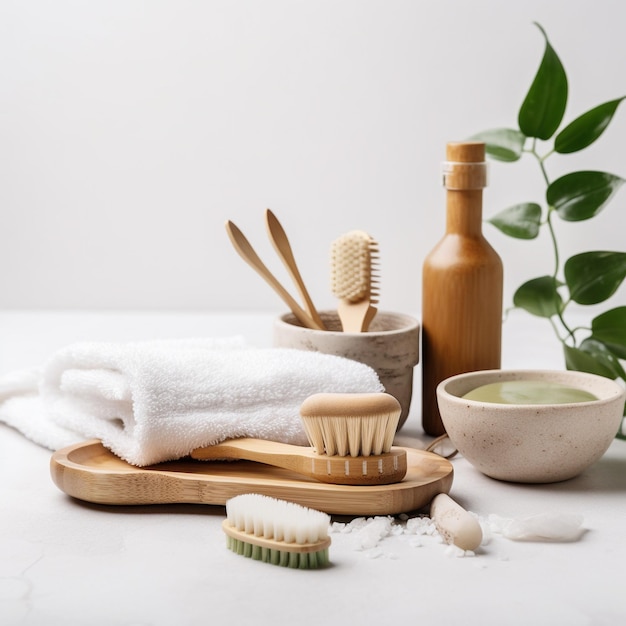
[225,220,324,330]
[265,209,326,330]
[190,438,407,486]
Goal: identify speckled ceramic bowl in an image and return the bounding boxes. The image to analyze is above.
[274,310,420,429]
[437,369,626,483]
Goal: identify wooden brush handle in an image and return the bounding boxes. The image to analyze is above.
[190,438,407,486]
[222,520,332,554]
[337,299,376,333]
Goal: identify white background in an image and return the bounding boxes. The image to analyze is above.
[2,0,625,316]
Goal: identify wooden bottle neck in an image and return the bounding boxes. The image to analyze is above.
[445,189,483,236]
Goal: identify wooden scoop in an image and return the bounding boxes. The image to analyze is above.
[190,438,407,486]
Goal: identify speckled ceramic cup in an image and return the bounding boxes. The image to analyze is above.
[437,369,626,483]
[273,311,420,429]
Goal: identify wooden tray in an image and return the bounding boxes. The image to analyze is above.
[50,440,453,516]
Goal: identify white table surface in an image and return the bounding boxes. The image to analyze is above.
[1,309,625,626]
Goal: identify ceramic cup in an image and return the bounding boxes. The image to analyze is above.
[273,310,420,429]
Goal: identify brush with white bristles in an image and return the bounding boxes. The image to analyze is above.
[330,230,379,332]
[223,493,331,568]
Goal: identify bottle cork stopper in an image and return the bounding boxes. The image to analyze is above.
[442,141,488,190]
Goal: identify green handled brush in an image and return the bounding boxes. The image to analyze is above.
[223,493,331,569]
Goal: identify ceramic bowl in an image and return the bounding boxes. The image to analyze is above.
[273,310,420,429]
[437,369,626,483]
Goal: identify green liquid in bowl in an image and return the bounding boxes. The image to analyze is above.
[462,380,598,404]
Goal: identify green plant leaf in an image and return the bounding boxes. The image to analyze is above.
[564,341,624,379]
[547,171,625,221]
[487,203,542,239]
[555,97,625,154]
[513,275,563,317]
[468,128,526,162]
[590,306,626,359]
[580,338,626,380]
[518,23,568,140]
[565,251,626,305]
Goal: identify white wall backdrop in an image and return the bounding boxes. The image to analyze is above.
[1,0,625,315]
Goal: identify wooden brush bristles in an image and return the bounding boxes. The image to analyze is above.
[299,392,401,457]
[330,230,380,305]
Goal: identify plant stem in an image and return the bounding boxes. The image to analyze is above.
[531,146,577,345]
[536,149,551,187]
[540,148,555,162]
[548,315,565,342]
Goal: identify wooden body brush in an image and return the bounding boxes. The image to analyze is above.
[191,392,406,486]
[330,230,379,332]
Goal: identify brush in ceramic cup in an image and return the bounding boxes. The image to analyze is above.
[437,369,626,483]
[330,230,379,332]
[273,310,420,428]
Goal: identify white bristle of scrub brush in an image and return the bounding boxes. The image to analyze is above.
[223,494,331,568]
[330,230,379,332]
[299,392,402,457]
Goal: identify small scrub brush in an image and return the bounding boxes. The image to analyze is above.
[223,493,331,568]
[330,230,379,332]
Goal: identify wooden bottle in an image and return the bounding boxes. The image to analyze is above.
[421,142,503,436]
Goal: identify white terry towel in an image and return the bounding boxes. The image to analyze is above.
[0,337,384,466]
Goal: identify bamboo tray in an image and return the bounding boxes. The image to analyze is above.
[50,440,453,516]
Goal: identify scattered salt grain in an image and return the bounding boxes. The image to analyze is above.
[351,517,394,551]
[405,516,438,536]
[330,521,346,533]
[329,513,480,558]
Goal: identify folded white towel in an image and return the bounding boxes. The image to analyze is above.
[0,337,384,466]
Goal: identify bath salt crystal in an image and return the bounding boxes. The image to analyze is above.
[405,516,438,536]
[344,517,368,531]
[329,522,346,533]
[329,514,485,558]
[330,517,371,534]
[488,513,585,542]
[351,517,394,550]
[390,524,405,537]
